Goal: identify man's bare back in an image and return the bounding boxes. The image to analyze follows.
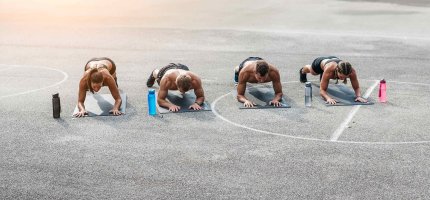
[147,63,205,112]
[239,60,278,83]
[235,57,283,107]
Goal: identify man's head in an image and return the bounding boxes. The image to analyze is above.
[255,61,269,83]
[87,68,104,93]
[176,74,192,93]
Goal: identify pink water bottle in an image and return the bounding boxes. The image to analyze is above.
[379,79,387,102]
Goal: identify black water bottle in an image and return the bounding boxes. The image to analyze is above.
[52,93,61,118]
[305,82,312,107]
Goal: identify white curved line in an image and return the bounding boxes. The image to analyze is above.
[387,80,430,86]
[211,92,338,143]
[211,81,430,145]
[0,64,69,100]
[330,80,379,141]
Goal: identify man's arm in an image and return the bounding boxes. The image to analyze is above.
[236,72,249,102]
[189,77,205,110]
[270,70,283,106]
[236,81,248,103]
[193,77,205,104]
[157,78,181,112]
[194,87,205,104]
[157,89,171,108]
[236,71,256,107]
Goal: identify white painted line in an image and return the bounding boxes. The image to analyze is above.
[211,87,430,145]
[388,80,430,86]
[0,64,69,100]
[330,80,379,141]
[210,92,317,140]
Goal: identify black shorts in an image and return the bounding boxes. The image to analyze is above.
[157,63,189,84]
[238,57,263,73]
[311,56,339,75]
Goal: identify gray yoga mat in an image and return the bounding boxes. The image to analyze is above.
[313,83,374,106]
[72,92,127,117]
[157,91,211,114]
[232,85,291,109]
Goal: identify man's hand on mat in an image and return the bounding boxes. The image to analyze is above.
[269,100,282,107]
[326,98,338,105]
[110,109,122,116]
[189,103,202,111]
[169,105,181,112]
[355,96,367,103]
[74,110,88,118]
[244,100,256,107]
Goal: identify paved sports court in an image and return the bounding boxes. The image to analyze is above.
[1,0,430,199]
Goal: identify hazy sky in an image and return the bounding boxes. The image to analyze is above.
[1,0,430,36]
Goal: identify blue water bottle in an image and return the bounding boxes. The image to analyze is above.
[148,89,157,116]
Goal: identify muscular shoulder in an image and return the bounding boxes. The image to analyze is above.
[159,74,174,88]
[190,75,202,88]
[268,63,279,73]
[185,71,200,80]
[239,64,255,77]
[267,62,278,74]
[238,70,251,83]
[241,61,257,71]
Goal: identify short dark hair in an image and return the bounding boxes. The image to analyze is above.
[256,61,269,76]
[176,74,192,91]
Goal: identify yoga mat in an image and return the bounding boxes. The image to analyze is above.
[313,83,374,106]
[157,91,211,114]
[72,92,126,117]
[232,85,291,109]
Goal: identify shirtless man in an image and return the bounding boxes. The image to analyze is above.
[234,57,283,107]
[299,56,367,104]
[146,63,205,112]
[75,57,122,117]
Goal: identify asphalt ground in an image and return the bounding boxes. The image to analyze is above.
[1,0,430,199]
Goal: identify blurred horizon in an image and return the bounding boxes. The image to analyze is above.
[1,0,430,37]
